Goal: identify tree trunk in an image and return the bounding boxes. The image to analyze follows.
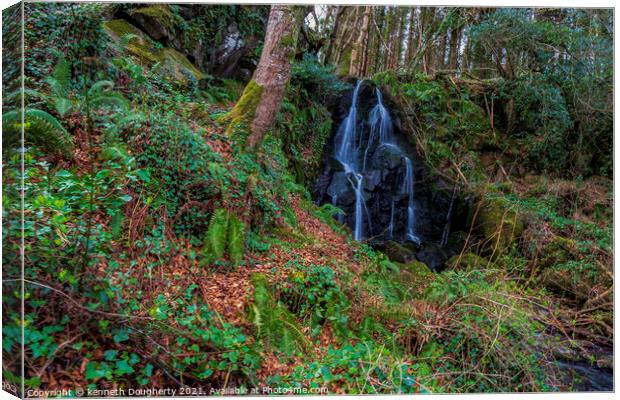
[405,8,417,65]
[349,6,371,76]
[222,5,301,149]
[448,24,462,70]
[323,6,342,65]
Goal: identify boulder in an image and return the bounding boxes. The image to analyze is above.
[384,241,415,263]
[469,195,525,258]
[397,260,434,296]
[415,242,449,271]
[103,19,205,85]
[131,5,177,42]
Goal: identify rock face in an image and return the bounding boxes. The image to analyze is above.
[113,5,260,82]
[314,81,469,270]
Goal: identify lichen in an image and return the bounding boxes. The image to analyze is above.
[217,80,264,136]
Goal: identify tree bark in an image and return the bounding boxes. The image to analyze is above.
[448,24,462,70]
[349,6,371,76]
[223,5,301,149]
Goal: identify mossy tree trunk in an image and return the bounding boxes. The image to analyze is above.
[223,5,302,150]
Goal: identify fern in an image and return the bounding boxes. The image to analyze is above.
[49,49,70,95]
[203,208,246,265]
[227,214,245,264]
[88,80,129,111]
[41,50,74,117]
[204,208,229,261]
[2,108,73,156]
[249,274,311,355]
[88,80,115,96]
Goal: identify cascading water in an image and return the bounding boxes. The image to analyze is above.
[364,88,394,171]
[331,81,421,243]
[403,157,420,244]
[334,81,367,241]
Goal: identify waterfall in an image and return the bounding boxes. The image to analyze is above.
[403,157,421,244]
[335,81,363,168]
[388,200,395,239]
[364,88,394,171]
[334,81,367,240]
[332,81,421,244]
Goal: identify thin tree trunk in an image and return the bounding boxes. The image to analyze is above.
[448,24,462,70]
[349,6,371,76]
[323,6,343,65]
[222,5,301,149]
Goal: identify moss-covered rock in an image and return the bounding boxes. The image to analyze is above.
[469,195,525,258]
[384,240,415,263]
[132,5,178,41]
[104,19,205,85]
[447,252,489,270]
[396,260,434,298]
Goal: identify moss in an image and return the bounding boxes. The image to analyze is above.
[447,252,489,270]
[539,235,575,269]
[218,80,263,136]
[383,241,415,263]
[161,48,206,81]
[105,19,162,64]
[104,19,206,85]
[134,5,177,30]
[395,260,433,298]
[470,195,525,258]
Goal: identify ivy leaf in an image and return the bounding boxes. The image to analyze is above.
[113,329,129,343]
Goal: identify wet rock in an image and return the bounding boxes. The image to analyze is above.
[415,242,449,271]
[445,230,468,255]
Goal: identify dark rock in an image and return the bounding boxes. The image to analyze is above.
[445,230,468,256]
[415,242,449,271]
[384,241,415,263]
[313,82,470,246]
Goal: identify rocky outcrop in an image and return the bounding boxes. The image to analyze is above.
[114,4,260,82]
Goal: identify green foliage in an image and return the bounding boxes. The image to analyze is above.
[277,55,346,187]
[249,274,311,355]
[2,108,73,156]
[471,8,612,177]
[419,269,551,392]
[203,208,246,265]
[291,54,349,102]
[146,286,260,382]
[277,259,349,335]
[267,342,417,394]
[497,74,573,173]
